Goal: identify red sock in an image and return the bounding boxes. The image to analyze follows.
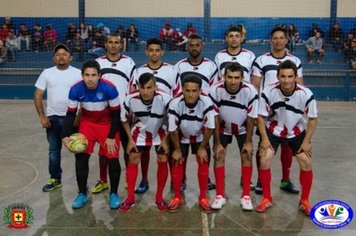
[126,163,138,202]
[281,143,293,182]
[141,150,150,182]
[156,161,168,202]
[242,166,252,197]
[214,166,225,196]
[255,151,261,182]
[258,168,272,201]
[171,162,183,198]
[198,159,209,200]
[99,155,108,182]
[300,170,313,200]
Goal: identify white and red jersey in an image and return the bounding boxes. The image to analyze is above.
[209,81,259,136]
[96,54,136,105]
[67,78,120,125]
[252,51,303,91]
[214,48,255,83]
[168,94,215,144]
[121,90,171,146]
[175,57,218,94]
[133,62,180,97]
[259,83,317,139]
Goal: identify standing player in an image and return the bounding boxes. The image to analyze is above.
[255,60,317,216]
[62,60,122,209]
[252,26,303,195]
[34,44,81,192]
[119,73,172,212]
[91,33,136,194]
[167,75,215,213]
[210,63,258,210]
[214,25,255,83]
[131,38,180,194]
[175,33,218,190]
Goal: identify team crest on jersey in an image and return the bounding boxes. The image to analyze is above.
[277,60,282,64]
[147,105,152,111]
[152,71,158,74]
[96,92,104,100]
[4,203,34,229]
[111,63,117,67]
[193,66,199,70]
[231,57,237,60]
[189,109,194,114]
[230,95,236,99]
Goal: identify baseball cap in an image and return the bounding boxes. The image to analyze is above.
[53,43,71,54]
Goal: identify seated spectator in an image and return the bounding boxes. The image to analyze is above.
[0,40,8,65]
[43,24,57,51]
[97,23,110,36]
[346,38,356,69]
[0,23,10,42]
[350,24,356,37]
[126,24,139,51]
[88,30,106,57]
[183,23,197,37]
[69,31,85,61]
[170,28,188,51]
[344,32,354,61]
[86,24,95,49]
[287,24,299,53]
[79,22,88,45]
[5,30,19,62]
[306,31,325,64]
[32,23,42,52]
[159,21,174,43]
[17,23,31,51]
[329,22,344,52]
[65,23,77,46]
[309,23,323,38]
[116,25,127,52]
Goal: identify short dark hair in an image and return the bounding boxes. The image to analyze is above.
[226,25,243,36]
[81,60,101,75]
[270,26,287,38]
[188,33,202,41]
[182,75,202,88]
[138,73,156,87]
[106,33,121,43]
[277,60,297,77]
[146,38,163,49]
[224,62,244,76]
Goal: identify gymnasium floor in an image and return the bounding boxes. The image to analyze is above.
[0,100,355,236]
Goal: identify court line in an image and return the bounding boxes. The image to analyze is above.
[201,212,210,236]
[220,212,259,236]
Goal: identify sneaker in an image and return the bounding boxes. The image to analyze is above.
[42,178,62,192]
[109,193,121,209]
[255,198,272,213]
[199,198,212,213]
[240,195,254,211]
[91,181,108,194]
[280,180,299,194]
[168,197,183,212]
[254,181,262,195]
[299,199,312,216]
[72,193,88,209]
[119,200,135,212]
[211,195,226,210]
[135,180,149,194]
[207,179,216,190]
[155,201,169,212]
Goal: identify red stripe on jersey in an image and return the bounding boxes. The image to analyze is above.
[68,107,77,112]
[247,105,252,114]
[189,135,197,144]
[280,125,288,138]
[145,131,153,146]
[158,127,165,141]
[173,84,181,97]
[214,106,219,113]
[305,107,309,115]
[132,127,140,143]
[231,123,239,135]
[293,126,301,136]
[220,120,226,135]
[268,120,278,134]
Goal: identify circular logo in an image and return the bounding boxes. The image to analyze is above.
[310,200,353,229]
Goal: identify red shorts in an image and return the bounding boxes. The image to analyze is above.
[79,120,120,159]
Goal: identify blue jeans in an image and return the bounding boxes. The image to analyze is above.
[46,116,65,181]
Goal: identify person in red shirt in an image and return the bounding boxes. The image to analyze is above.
[43,24,57,51]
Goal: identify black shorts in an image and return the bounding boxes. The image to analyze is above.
[134,145,165,154]
[180,142,200,157]
[220,134,246,151]
[267,130,306,154]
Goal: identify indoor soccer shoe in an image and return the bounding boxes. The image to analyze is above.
[199,198,212,213]
[72,193,88,209]
[135,180,149,194]
[211,195,226,210]
[280,180,300,194]
[109,193,121,209]
[299,199,312,216]
[240,195,254,211]
[91,181,108,194]
[255,198,272,213]
[168,197,183,212]
[254,181,263,195]
[119,200,135,212]
[42,178,62,192]
[155,201,169,212]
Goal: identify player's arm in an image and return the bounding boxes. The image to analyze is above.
[257,115,272,157]
[298,117,318,158]
[170,130,183,162]
[251,75,262,92]
[197,127,214,162]
[33,88,50,128]
[213,116,225,158]
[122,119,138,154]
[104,107,120,155]
[61,109,77,151]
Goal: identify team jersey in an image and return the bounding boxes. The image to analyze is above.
[252,51,303,90]
[209,81,259,135]
[133,62,180,97]
[175,57,218,94]
[67,78,120,125]
[168,94,215,144]
[259,83,318,139]
[214,48,255,83]
[121,90,171,146]
[96,54,136,105]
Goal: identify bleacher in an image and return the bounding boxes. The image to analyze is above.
[0,43,355,100]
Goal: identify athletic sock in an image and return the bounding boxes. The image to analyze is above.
[156,160,168,202]
[300,170,313,200]
[214,166,225,196]
[281,143,293,182]
[242,166,252,196]
[259,168,272,201]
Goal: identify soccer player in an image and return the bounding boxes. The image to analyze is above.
[62,60,121,209]
[91,33,136,194]
[168,75,215,213]
[255,60,317,216]
[210,62,258,211]
[34,44,81,192]
[252,26,304,195]
[175,33,218,190]
[131,38,180,194]
[119,73,172,212]
[214,25,255,83]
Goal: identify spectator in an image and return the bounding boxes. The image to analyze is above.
[159,21,174,46]
[126,24,139,51]
[4,16,14,30]
[32,23,43,52]
[115,25,127,52]
[43,24,57,51]
[0,40,7,65]
[86,24,95,49]
[69,31,85,61]
[350,24,356,37]
[170,28,188,51]
[346,38,356,69]
[306,31,325,64]
[97,23,110,36]
[88,30,106,57]
[0,23,10,42]
[344,33,354,61]
[79,22,88,44]
[183,23,197,37]
[65,23,76,46]
[5,30,19,62]
[309,23,323,37]
[18,23,31,51]
[287,24,299,53]
[329,22,344,52]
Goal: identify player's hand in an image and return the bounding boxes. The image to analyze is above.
[105,138,118,155]
[213,144,226,160]
[297,140,312,159]
[197,146,208,163]
[242,141,253,156]
[172,150,183,164]
[259,139,272,157]
[62,137,73,152]
[158,140,169,154]
[40,117,51,128]
[126,139,138,154]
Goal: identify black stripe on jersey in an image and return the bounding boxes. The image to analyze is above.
[220,62,248,73]
[262,65,278,74]
[203,105,214,116]
[180,114,204,122]
[168,109,179,118]
[123,103,130,113]
[101,68,130,82]
[130,66,136,79]
[134,111,165,118]
[305,95,315,107]
[219,100,247,110]
[253,61,262,71]
[261,93,270,105]
[270,102,304,115]
[156,77,172,90]
[248,94,259,107]
[181,71,210,84]
[209,94,218,106]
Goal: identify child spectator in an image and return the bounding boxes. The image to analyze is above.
[32,23,43,52]
[18,23,31,51]
[287,24,299,53]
